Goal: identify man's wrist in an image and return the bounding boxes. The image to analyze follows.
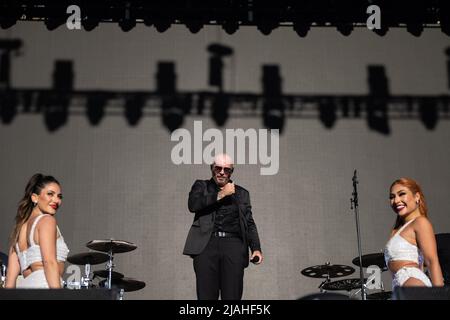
[217,191,224,201]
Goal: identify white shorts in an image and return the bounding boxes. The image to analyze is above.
[392,267,432,289]
[16,269,49,289]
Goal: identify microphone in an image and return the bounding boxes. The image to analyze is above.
[250,256,260,264]
[352,170,358,184]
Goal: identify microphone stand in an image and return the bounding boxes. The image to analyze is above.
[350,170,366,300]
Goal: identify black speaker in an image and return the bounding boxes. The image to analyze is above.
[436,233,450,286]
[0,288,119,300]
[393,287,450,300]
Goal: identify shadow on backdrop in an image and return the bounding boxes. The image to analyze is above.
[1,39,450,134]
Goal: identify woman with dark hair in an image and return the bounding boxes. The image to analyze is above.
[5,174,69,288]
[384,178,443,289]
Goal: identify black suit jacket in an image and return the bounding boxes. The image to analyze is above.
[183,179,261,268]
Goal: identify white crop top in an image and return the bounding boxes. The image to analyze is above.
[384,218,423,268]
[15,214,70,273]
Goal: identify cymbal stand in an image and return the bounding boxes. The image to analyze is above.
[106,249,114,289]
[119,289,125,300]
[318,263,331,293]
[81,263,91,289]
[318,275,331,293]
[350,170,367,300]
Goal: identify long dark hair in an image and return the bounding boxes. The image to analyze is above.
[390,177,428,230]
[9,173,60,247]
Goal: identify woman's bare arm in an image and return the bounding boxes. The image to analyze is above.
[38,216,61,288]
[415,217,444,286]
[5,247,21,288]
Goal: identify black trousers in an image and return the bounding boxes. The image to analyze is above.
[193,235,246,300]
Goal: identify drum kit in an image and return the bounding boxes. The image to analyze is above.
[301,253,392,300]
[66,239,145,300]
[0,251,7,288]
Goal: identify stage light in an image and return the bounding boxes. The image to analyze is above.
[80,4,102,31]
[373,25,389,37]
[119,18,136,32]
[185,20,204,34]
[406,23,423,37]
[45,6,67,31]
[82,15,100,31]
[337,23,354,37]
[45,17,66,31]
[222,20,239,35]
[293,20,310,37]
[118,1,136,32]
[257,19,278,35]
[154,19,172,33]
[405,2,426,37]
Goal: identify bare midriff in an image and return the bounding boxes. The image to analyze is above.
[388,260,420,274]
[22,261,65,278]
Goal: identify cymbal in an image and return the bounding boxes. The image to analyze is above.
[93,270,124,280]
[301,264,355,278]
[367,291,392,300]
[99,278,146,292]
[86,239,137,254]
[322,278,368,291]
[352,253,386,269]
[67,252,109,265]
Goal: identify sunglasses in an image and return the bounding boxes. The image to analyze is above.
[212,166,233,175]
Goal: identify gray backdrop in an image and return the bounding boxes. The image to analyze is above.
[1,23,450,299]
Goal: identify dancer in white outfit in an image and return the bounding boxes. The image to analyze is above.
[5,174,69,289]
[384,178,443,290]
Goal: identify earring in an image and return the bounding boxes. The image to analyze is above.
[33,202,37,207]
[416,200,420,205]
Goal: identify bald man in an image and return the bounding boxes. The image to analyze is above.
[183,154,263,300]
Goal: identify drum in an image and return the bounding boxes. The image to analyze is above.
[0,252,8,288]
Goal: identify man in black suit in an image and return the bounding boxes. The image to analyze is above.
[183,154,263,300]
